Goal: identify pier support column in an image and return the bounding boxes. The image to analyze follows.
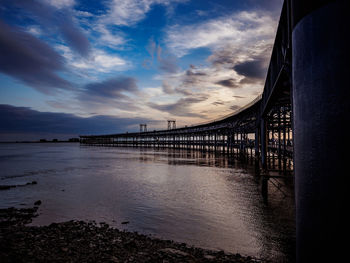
[292,0,349,262]
[260,118,267,170]
[214,134,217,152]
[255,126,260,174]
[278,110,282,171]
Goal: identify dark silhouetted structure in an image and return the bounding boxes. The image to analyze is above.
[81,1,349,261]
[139,124,147,133]
[167,120,176,130]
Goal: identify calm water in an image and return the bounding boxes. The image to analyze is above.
[0,143,295,262]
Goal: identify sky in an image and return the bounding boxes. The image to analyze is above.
[0,0,284,141]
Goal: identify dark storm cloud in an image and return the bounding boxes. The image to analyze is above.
[209,47,269,82]
[0,104,153,137]
[208,43,271,88]
[59,18,90,57]
[0,20,72,94]
[82,77,138,99]
[77,77,140,112]
[233,59,266,79]
[148,97,208,117]
[216,79,239,88]
[2,0,90,57]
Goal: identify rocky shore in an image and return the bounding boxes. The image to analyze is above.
[0,205,262,262]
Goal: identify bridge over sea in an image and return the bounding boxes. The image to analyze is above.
[80,0,293,175]
[81,1,349,262]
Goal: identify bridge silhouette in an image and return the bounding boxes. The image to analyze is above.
[81,2,292,173]
[80,92,292,173]
[80,1,349,262]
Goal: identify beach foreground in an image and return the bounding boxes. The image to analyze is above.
[0,206,261,263]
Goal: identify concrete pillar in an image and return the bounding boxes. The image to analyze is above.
[292,0,349,262]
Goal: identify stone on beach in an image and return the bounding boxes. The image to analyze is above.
[0,206,261,263]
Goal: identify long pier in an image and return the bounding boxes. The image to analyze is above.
[81,1,293,173]
[80,94,293,173]
[81,1,349,262]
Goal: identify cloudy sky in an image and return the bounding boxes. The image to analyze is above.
[0,0,283,141]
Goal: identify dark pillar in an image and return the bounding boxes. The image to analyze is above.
[278,109,282,170]
[283,109,287,173]
[255,126,260,174]
[260,118,267,169]
[292,0,349,262]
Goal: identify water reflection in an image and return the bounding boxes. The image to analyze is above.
[136,148,240,168]
[0,144,295,262]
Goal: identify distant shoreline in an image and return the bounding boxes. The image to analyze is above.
[0,140,80,144]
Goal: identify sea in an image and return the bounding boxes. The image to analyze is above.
[0,142,295,262]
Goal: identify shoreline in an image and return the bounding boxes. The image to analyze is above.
[0,206,263,263]
[0,141,79,144]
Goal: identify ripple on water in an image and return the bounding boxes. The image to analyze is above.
[0,144,295,262]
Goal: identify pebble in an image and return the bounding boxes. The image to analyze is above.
[0,206,263,263]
